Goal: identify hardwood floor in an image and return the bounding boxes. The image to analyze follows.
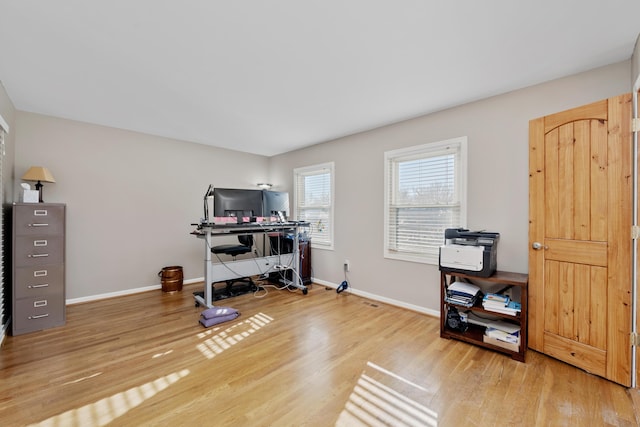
[1,281,638,426]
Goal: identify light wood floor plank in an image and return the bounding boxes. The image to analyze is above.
[0,282,638,426]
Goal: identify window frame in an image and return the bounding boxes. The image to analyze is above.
[293,162,335,250]
[383,137,468,264]
[0,115,7,343]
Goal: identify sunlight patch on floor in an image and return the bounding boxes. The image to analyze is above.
[61,371,103,386]
[28,369,190,427]
[196,312,274,359]
[336,361,438,427]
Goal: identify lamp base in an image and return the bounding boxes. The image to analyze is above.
[35,181,43,203]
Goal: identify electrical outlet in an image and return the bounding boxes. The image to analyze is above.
[344,260,350,272]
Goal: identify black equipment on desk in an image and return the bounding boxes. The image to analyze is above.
[439,228,499,278]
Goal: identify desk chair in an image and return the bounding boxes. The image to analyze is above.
[210,235,258,299]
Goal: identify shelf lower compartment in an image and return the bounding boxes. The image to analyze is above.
[441,323,524,362]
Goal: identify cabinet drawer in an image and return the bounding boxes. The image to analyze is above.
[14,205,64,236]
[14,236,64,267]
[13,294,65,335]
[14,265,64,299]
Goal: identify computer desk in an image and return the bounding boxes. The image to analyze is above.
[191,221,310,308]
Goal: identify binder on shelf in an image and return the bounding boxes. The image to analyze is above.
[485,327,520,344]
[483,335,520,352]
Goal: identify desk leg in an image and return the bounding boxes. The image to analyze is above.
[204,230,213,307]
[195,229,214,309]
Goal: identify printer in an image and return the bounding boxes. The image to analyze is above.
[439,228,499,277]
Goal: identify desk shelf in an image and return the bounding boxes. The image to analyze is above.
[193,221,310,308]
[440,270,528,362]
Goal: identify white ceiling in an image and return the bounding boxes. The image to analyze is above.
[1,1,640,156]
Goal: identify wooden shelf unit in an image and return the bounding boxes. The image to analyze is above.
[440,270,528,362]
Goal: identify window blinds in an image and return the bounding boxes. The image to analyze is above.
[385,137,467,263]
[294,163,333,248]
[0,129,4,332]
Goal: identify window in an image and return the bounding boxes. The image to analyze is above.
[384,137,467,264]
[294,162,334,249]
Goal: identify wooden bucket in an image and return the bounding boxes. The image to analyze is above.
[159,266,183,292]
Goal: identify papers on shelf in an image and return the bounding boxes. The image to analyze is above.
[485,327,520,344]
[445,281,481,307]
[466,312,520,334]
[482,292,521,315]
[484,325,521,352]
[448,281,481,296]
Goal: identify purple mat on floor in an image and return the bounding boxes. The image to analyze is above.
[199,312,240,328]
[201,306,239,320]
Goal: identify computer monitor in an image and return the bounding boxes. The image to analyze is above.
[213,188,263,219]
[262,190,290,219]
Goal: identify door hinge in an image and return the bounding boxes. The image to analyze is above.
[632,226,640,240]
[632,332,640,347]
[633,118,640,133]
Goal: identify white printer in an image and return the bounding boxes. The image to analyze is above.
[439,228,499,277]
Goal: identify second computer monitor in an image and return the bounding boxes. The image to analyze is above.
[262,190,290,219]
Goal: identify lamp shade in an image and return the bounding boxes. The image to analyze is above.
[22,166,56,183]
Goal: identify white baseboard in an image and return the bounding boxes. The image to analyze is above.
[64,276,440,319]
[312,278,440,318]
[66,277,203,305]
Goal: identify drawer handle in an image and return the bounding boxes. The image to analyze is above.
[34,270,48,277]
[29,314,49,319]
[34,210,48,216]
[34,240,48,247]
[28,284,49,289]
[28,223,49,227]
[28,254,49,258]
[34,300,48,308]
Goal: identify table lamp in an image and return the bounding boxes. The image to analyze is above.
[22,166,56,203]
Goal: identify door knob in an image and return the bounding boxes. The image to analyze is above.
[532,242,548,250]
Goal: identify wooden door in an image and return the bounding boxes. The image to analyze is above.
[529,94,632,386]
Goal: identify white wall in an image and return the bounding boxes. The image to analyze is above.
[7,60,634,311]
[14,113,271,300]
[270,60,633,313]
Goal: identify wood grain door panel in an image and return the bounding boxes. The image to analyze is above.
[529,94,632,386]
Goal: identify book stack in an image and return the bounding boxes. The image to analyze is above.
[483,327,520,352]
[482,293,521,315]
[445,281,481,307]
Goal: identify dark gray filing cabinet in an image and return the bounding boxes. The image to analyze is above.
[11,203,66,335]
